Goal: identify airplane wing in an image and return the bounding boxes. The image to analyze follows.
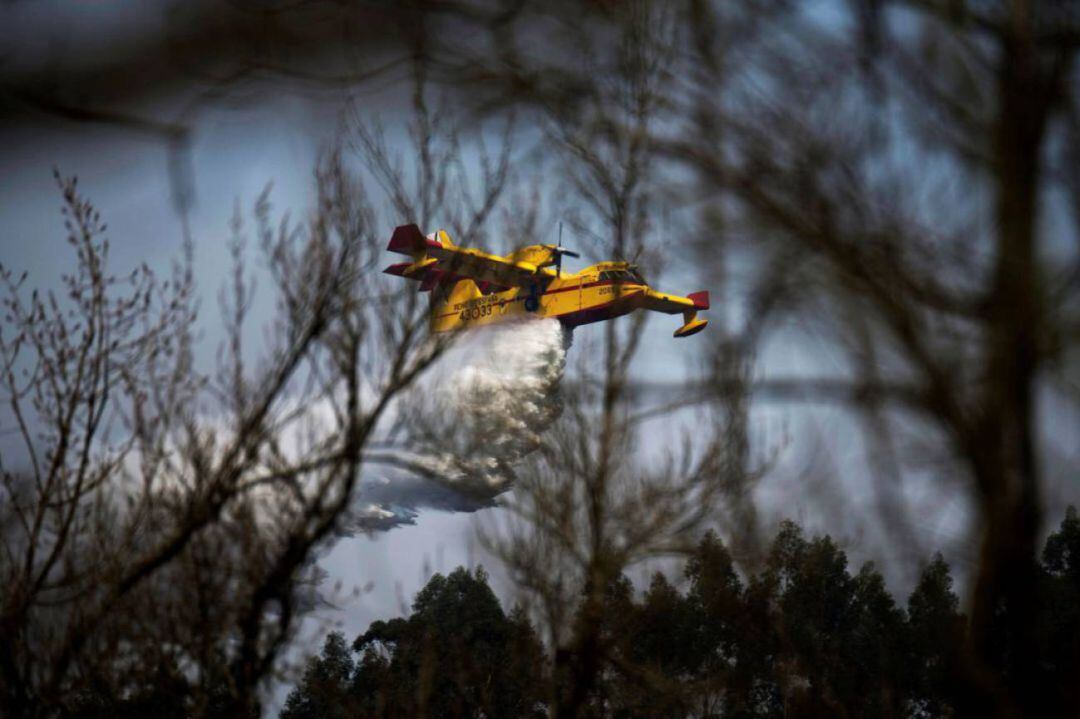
[641,288,710,337]
[641,289,709,314]
[385,224,554,288]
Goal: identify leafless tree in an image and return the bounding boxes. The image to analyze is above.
[7,1,1080,716]
[474,7,760,718]
[664,2,1080,716]
[429,1,1080,716]
[0,66,518,714]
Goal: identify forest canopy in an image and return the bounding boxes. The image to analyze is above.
[276,508,1080,718]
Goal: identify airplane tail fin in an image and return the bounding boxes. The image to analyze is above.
[385,225,454,284]
[387,224,427,256]
[386,224,454,256]
[674,292,710,338]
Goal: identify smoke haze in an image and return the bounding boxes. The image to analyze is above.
[351,318,572,531]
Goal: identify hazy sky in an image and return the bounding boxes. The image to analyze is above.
[0,3,964,620]
[0,49,711,710]
[0,95,491,714]
[4,3,1079,713]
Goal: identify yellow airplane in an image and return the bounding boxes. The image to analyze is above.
[384,224,709,337]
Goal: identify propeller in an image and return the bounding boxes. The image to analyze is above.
[553,246,579,277]
[553,222,580,277]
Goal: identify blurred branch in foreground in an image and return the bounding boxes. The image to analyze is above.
[0,64,523,713]
[434,1,1080,716]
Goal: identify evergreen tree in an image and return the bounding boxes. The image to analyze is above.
[351,567,546,718]
[769,523,856,714]
[280,633,355,719]
[278,509,1080,719]
[846,563,906,717]
[905,554,963,717]
[685,531,763,718]
[608,573,697,718]
[1043,506,1080,589]
[1035,506,1080,713]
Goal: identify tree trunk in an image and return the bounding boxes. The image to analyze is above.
[966,11,1047,716]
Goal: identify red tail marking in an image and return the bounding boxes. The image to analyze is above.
[688,291,710,310]
[387,224,437,255]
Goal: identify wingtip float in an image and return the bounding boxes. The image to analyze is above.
[384,223,709,338]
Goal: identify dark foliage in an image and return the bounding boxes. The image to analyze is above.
[281,567,546,719]
[283,508,1080,718]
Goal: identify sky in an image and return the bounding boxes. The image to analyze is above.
[0,48,714,710]
[0,0,965,616]
[0,90,505,712]
[4,1,1079,713]
[0,89,976,705]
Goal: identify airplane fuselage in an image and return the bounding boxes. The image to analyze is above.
[431,262,646,333]
[383,224,709,338]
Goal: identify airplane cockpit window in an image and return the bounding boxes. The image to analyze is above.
[629,269,646,284]
[600,269,644,283]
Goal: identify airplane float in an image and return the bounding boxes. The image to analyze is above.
[383,224,709,337]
